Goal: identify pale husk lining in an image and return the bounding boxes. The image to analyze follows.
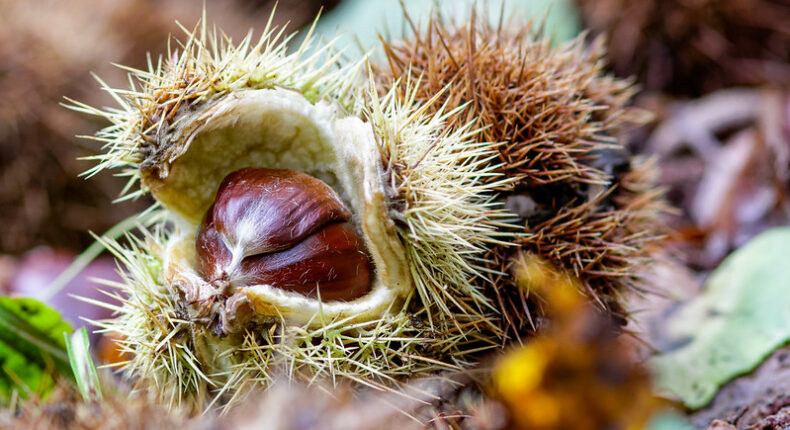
[150,88,412,327]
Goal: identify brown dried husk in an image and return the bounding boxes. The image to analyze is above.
[375,13,667,337]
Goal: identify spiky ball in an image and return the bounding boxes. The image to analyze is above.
[77,8,664,411]
[76,10,515,410]
[575,0,790,95]
[375,13,665,335]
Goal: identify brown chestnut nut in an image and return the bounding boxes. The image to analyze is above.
[196,168,372,301]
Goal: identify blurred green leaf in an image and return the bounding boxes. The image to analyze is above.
[312,0,581,54]
[65,327,102,402]
[0,296,73,403]
[650,228,790,409]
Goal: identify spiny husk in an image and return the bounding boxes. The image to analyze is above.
[364,76,517,328]
[575,0,790,95]
[87,209,489,412]
[375,13,666,335]
[510,159,664,317]
[69,14,362,204]
[377,14,643,189]
[74,11,517,410]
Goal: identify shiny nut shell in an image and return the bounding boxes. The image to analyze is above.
[238,221,371,301]
[212,168,350,254]
[195,167,372,301]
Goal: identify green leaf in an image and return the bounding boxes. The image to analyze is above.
[0,296,73,403]
[65,327,102,402]
[312,0,581,54]
[650,228,790,409]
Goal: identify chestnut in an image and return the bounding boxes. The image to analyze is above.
[195,168,372,302]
